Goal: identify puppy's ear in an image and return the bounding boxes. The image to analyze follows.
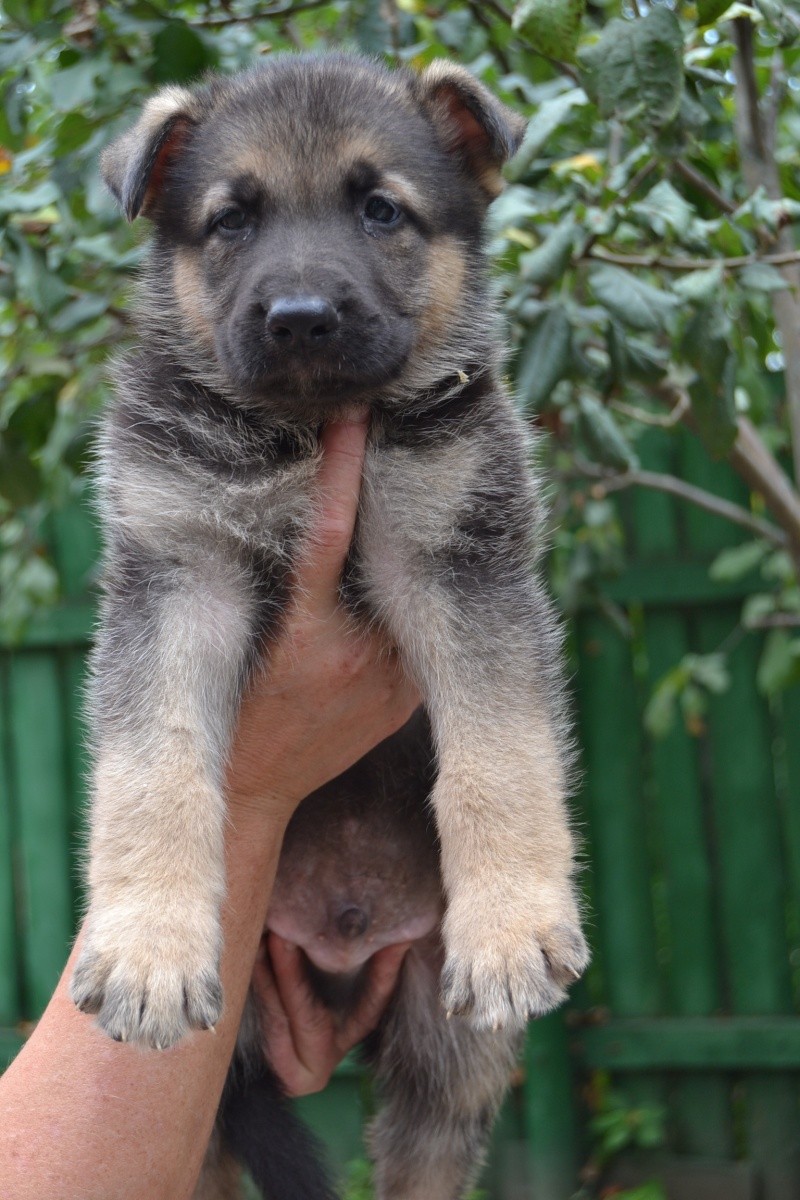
[418,62,526,199]
[101,86,198,221]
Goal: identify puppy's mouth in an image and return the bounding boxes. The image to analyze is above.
[215,297,414,410]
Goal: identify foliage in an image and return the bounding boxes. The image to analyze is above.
[1,0,799,713]
[340,1158,488,1200]
[589,1088,665,1163]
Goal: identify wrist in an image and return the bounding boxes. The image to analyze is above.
[225,783,297,846]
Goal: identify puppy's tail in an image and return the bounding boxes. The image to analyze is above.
[219,1061,338,1200]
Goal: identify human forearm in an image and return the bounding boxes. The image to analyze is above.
[0,798,284,1200]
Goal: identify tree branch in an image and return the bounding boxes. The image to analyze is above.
[568,459,789,549]
[584,248,800,272]
[728,418,800,551]
[191,0,332,27]
[733,18,800,485]
[673,159,737,216]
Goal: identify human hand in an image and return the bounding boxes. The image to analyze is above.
[253,932,409,1097]
[225,412,420,820]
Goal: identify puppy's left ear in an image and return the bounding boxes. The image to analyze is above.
[418,62,526,199]
[101,85,199,221]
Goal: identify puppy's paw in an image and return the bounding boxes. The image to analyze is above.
[71,911,223,1050]
[441,893,588,1031]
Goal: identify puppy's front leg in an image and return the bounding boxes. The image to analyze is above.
[360,421,589,1030]
[418,586,588,1030]
[71,547,256,1048]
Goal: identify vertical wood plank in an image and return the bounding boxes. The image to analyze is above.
[0,659,20,1026]
[696,615,799,1197]
[680,432,800,1197]
[577,612,664,1114]
[644,610,734,1157]
[49,486,100,600]
[7,652,74,1016]
[630,429,733,1156]
[776,684,800,949]
[523,1012,579,1199]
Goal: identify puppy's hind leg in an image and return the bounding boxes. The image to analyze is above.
[366,939,521,1200]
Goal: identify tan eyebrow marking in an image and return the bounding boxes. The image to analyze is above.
[380,173,425,213]
[200,184,238,227]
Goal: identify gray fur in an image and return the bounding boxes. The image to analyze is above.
[77,52,587,1197]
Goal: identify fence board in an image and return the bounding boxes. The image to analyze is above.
[631,428,734,1156]
[576,613,666,1116]
[0,661,20,1027]
[523,1012,579,1199]
[697,608,799,1198]
[7,652,74,1014]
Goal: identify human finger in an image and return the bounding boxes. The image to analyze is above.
[294,414,370,610]
[337,943,410,1053]
[268,933,331,1046]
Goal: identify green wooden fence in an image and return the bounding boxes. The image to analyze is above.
[1,426,799,1199]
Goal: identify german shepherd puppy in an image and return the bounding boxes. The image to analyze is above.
[72,54,588,1198]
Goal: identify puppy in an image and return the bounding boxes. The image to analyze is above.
[72,54,588,1198]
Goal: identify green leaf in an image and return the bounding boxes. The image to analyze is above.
[48,60,100,112]
[0,179,59,215]
[709,540,768,582]
[512,0,586,63]
[757,630,800,695]
[515,304,572,410]
[580,9,684,129]
[688,652,730,694]
[355,0,393,52]
[152,21,214,85]
[505,88,587,181]
[615,1184,668,1200]
[631,180,694,239]
[519,217,576,286]
[590,264,679,332]
[689,371,737,459]
[681,303,738,458]
[606,324,669,385]
[672,263,724,304]
[740,262,790,292]
[578,394,639,471]
[645,665,686,737]
[698,0,736,24]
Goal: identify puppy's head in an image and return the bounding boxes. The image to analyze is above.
[103,55,524,418]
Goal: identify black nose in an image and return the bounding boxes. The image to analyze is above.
[266,296,339,347]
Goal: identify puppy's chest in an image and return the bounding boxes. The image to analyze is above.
[355,435,482,581]
[125,429,478,554]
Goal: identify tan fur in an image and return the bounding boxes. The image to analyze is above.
[173,250,216,351]
[416,236,468,355]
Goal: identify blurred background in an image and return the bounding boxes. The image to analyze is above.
[1,2,799,1197]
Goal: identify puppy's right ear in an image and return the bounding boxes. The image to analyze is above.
[101,86,197,221]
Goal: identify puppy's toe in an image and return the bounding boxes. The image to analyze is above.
[71,915,223,1049]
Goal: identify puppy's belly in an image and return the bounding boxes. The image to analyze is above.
[267,902,439,974]
[266,715,442,975]
[267,818,442,973]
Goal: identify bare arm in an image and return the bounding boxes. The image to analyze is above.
[0,415,418,1200]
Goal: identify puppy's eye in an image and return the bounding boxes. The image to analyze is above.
[212,207,248,234]
[363,195,402,227]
